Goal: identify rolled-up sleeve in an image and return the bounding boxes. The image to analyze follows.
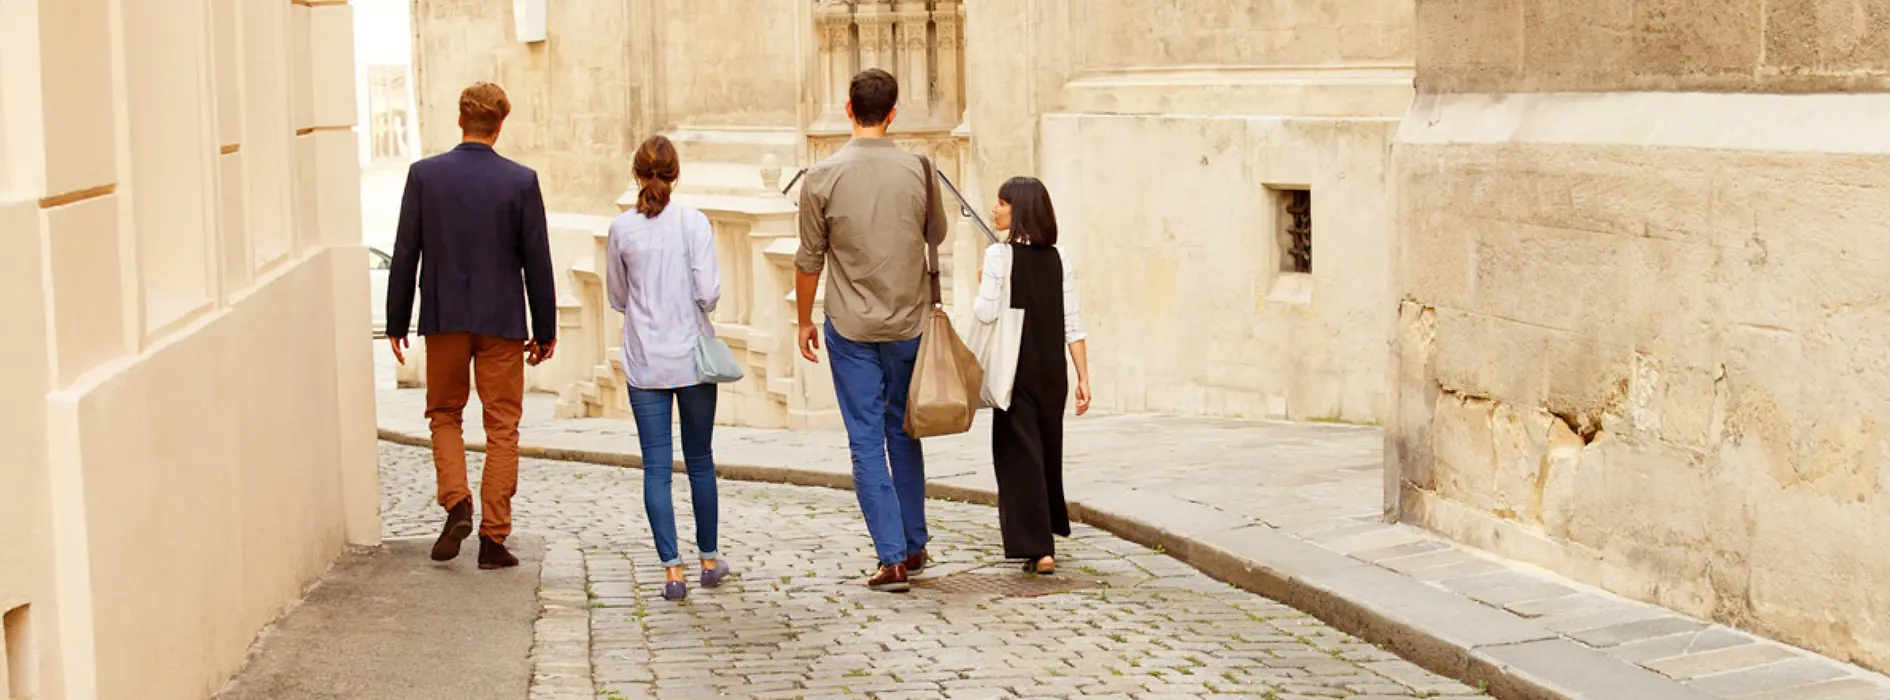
[605,221,629,314]
[688,210,721,313]
[973,243,1008,324]
[794,177,828,275]
[1062,254,1087,344]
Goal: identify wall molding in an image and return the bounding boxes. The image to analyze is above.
[1400,91,1890,155]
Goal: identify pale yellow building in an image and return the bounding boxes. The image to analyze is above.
[0,1,379,698]
[1389,0,1890,674]
[407,0,1411,428]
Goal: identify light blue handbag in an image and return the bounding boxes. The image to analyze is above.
[685,232,745,384]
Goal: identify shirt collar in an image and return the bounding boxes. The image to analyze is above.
[844,137,899,149]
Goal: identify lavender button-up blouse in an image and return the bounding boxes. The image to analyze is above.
[606,203,721,390]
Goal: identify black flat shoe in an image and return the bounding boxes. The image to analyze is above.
[431,499,474,562]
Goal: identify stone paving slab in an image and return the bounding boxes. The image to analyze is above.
[218,537,541,700]
[370,345,1890,699]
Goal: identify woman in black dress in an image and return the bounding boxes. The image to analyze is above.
[974,177,1092,575]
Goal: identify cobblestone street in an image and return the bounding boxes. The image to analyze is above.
[379,444,1484,699]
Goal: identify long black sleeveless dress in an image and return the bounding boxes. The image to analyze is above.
[993,243,1072,560]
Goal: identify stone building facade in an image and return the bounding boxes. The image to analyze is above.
[408,0,1411,427]
[0,2,378,698]
[400,0,1890,676]
[1388,0,1890,674]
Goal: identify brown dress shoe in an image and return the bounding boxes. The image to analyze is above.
[430,498,474,562]
[867,563,910,592]
[904,549,929,574]
[478,535,520,570]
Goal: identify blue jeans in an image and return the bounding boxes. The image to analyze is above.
[628,384,720,568]
[825,323,928,565]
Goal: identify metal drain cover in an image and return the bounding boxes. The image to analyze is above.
[914,572,1100,598]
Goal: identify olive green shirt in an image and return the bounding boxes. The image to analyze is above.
[795,138,947,343]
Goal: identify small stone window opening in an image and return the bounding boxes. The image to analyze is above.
[1272,187,1312,274]
[4,604,33,699]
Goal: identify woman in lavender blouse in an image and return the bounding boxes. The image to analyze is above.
[606,135,731,601]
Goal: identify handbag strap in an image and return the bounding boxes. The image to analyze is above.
[679,211,714,337]
[920,154,942,307]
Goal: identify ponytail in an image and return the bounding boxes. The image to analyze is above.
[632,135,680,217]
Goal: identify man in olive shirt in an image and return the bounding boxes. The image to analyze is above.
[795,68,948,592]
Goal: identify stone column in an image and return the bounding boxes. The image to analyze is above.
[935,1,965,130]
[813,1,855,133]
[894,1,932,121]
[855,1,895,72]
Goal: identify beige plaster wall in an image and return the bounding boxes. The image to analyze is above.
[0,198,63,700]
[1417,0,1890,94]
[1391,90,1890,672]
[412,0,634,214]
[0,1,379,698]
[75,253,366,700]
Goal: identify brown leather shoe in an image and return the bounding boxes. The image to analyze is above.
[478,535,519,570]
[904,549,929,574]
[430,499,474,562]
[867,563,910,592]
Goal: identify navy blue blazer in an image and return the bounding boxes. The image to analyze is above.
[386,142,558,342]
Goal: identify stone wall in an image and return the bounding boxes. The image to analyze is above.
[408,0,1413,425]
[0,1,378,698]
[973,0,1413,422]
[1417,0,1890,93]
[412,0,634,214]
[1391,5,1890,671]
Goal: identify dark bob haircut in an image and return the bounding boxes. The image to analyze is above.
[998,177,1058,247]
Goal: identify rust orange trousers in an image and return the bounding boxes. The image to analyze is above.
[424,333,525,542]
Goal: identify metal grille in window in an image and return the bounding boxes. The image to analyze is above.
[1284,189,1311,274]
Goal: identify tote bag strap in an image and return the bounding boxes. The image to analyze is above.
[919,154,942,307]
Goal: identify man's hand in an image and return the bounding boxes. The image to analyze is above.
[1075,379,1092,416]
[527,339,558,366]
[389,336,409,365]
[798,323,821,363]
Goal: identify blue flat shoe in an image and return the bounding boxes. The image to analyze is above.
[661,580,687,601]
[700,560,732,588]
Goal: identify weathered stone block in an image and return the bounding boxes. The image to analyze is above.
[1414,0,1524,91]
[1489,401,1553,524]
[1763,0,1890,81]
[1629,0,1763,84]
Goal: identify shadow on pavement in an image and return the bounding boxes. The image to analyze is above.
[217,535,542,700]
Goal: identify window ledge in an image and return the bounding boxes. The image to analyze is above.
[1265,272,1314,306]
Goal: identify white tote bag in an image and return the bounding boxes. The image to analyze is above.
[967,245,1025,410]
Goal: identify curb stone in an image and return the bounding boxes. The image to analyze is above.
[377,428,1725,700]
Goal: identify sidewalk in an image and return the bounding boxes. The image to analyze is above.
[218,537,542,700]
[372,350,1890,700]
